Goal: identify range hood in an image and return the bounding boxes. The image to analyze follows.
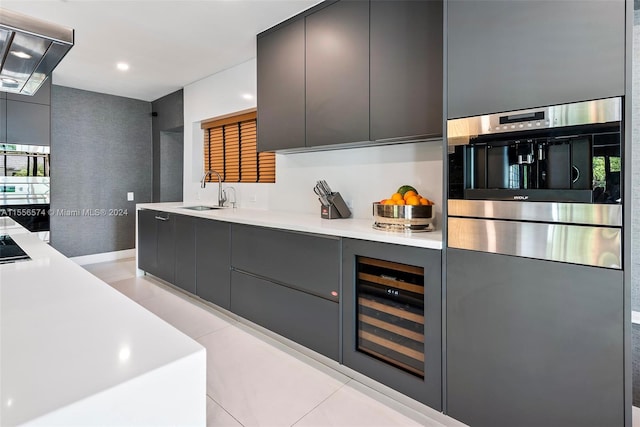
[0,8,74,96]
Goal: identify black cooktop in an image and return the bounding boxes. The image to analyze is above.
[0,235,31,264]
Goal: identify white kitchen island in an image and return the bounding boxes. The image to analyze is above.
[0,218,205,426]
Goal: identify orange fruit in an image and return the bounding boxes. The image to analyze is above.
[391,192,403,202]
[405,195,420,206]
[403,190,417,201]
[419,197,429,205]
[396,199,406,205]
[383,199,395,205]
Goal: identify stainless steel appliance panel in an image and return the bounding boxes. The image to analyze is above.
[448,216,621,269]
[447,96,622,145]
[448,199,622,227]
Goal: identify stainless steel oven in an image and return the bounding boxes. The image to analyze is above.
[447,97,622,269]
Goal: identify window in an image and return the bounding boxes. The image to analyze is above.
[201,109,275,183]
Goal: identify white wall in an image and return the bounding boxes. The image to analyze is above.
[183,59,443,222]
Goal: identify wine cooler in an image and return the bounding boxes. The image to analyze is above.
[356,256,425,378]
[342,238,441,410]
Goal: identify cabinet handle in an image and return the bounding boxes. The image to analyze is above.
[154,215,169,221]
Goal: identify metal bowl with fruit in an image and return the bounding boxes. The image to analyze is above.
[372,185,435,232]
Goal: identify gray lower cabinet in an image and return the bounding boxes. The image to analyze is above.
[447,0,625,118]
[137,209,158,274]
[305,0,369,147]
[446,248,623,427]
[174,214,196,294]
[231,224,340,300]
[341,238,442,410]
[230,224,341,360]
[195,218,231,309]
[256,18,306,151]
[370,0,442,141]
[137,209,175,284]
[231,270,339,359]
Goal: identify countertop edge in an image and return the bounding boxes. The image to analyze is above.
[136,203,443,250]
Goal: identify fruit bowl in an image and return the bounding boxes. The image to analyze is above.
[372,203,435,232]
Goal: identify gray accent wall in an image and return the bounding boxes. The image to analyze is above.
[50,85,152,257]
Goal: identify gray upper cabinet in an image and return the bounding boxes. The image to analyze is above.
[256,0,443,150]
[6,101,50,145]
[257,19,306,151]
[2,78,51,145]
[0,98,6,143]
[447,0,625,119]
[305,0,369,147]
[370,0,443,141]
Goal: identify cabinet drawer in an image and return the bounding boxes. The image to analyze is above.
[231,224,340,301]
[231,270,339,360]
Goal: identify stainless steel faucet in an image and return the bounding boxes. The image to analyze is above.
[200,170,227,207]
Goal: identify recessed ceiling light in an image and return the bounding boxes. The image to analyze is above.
[10,51,31,59]
[116,62,129,71]
[242,93,254,100]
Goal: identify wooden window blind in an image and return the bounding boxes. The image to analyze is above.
[201,109,275,183]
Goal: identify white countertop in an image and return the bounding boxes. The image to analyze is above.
[137,203,443,250]
[0,218,206,425]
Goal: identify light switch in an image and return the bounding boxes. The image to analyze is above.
[127,192,134,201]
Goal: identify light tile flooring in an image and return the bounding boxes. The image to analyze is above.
[83,258,467,427]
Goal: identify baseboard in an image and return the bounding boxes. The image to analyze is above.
[71,249,136,266]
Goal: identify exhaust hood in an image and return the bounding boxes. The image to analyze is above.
[0,8,74,96]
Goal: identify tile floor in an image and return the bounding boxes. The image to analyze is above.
[83,258,466,427]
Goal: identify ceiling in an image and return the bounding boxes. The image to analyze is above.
[2,0,321,102]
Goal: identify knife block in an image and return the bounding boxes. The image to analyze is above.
[321,204,341,219]
[320,192,351,219]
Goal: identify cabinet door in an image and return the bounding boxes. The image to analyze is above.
[231,270,339,360]
[0,98,6,143]
[155,212,175,283]
[446,248,623,427]
[305,0,369,147]
[137,210,158,273]
[195,218,231,309]
[447,0,625,119]
[174,214,196,294]
[370,0,443,141]
[257,19,306,151]
[6,101,50,145]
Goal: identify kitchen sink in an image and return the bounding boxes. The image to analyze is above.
[180,205,225,211]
